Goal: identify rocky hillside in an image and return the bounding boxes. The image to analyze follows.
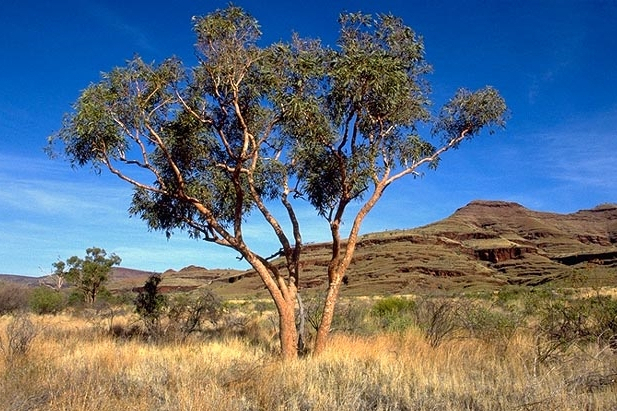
[3,200,616,296]
[205,200,617,296]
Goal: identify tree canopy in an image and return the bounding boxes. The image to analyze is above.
[53,247,121,305]
[49,6,507,359]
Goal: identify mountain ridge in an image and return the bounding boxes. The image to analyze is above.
[2,200,616,295]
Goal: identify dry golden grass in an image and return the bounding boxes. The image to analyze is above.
[1,311,617,411]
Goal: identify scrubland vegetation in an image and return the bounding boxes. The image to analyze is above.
[1,284,617,410]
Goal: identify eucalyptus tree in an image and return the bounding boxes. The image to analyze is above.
[49,6,507,359]
[53,247,121,305]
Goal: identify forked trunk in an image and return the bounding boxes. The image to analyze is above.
[312,188,381,356]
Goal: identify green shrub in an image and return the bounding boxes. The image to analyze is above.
[577,294,617,349]
[134,275,168,338]
[29,287,66,314]
[538,299,588,344]
[371,296,415,317]
[459,303,521,343]
[67,289,86,308]
[370,297,416,333]
[496,285,527,307]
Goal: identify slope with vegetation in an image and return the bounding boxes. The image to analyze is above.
[2,200,615,298]
[151,200,616,297]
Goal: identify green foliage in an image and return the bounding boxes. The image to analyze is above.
[584,294,617,348]
[67,289,86,308]
[370,297,416,332]
[49,5,506,242]
[459,303,521,344]
[433,87,508,143]
[495,285,527,306]
[536,294,617,349]
[371,296,415,317]
[134,275,168,337]
[53,247,121,305]
[29,287,66,315]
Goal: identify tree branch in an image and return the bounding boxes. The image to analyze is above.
[386,129,470,185]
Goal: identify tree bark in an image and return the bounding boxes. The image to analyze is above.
[245,252,299,361]
[313,267,344,355]
[277,298,299,361]
[313,182,387,356]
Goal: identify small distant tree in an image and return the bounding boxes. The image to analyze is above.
[134,275,168,336]
[39,264,67,291]
[54,247,121,305]
[48,6,507,359]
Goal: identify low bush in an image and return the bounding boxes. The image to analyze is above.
[371,296,415,317]
[0,314,37,362]
[134,275,168,338]
[369,296,416,332]
[331,300,370,334]
[29,287,66,314]
[459,303,522,348]
[413,297,460,347]
[0,282,31,314]
[167,289,223,340]
[582,294,617,349]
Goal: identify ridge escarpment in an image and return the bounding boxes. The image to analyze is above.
[4,200,616,296]
[230,200,617,295]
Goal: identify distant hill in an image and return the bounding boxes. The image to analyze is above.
[213,200,617,297]
[2,200,616,297]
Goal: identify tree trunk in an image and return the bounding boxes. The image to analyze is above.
[243,253,299,361]
[277,297,299,361]
[313,270,344,355]
[312,186,383,355]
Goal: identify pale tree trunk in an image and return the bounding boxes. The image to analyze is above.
[277,298,299,361]
[313,267,344,355]
[246,253,299,361]
[313,182,387,356]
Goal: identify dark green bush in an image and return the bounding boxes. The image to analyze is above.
[29,287,66,314]
[67,289,86,308]
[134,275,168,337]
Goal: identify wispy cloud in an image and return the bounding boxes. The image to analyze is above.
[0,155,129,219]
[534,109,617,191]
[82,1,159,55]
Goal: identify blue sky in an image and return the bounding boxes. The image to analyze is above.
[1,0,615,276]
